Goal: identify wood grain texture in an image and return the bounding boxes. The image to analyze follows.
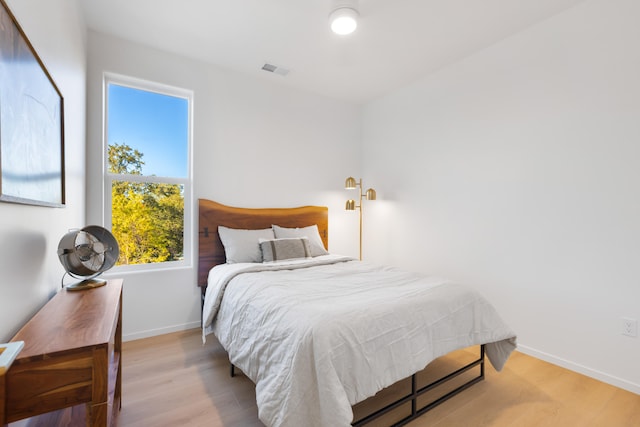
[10,280,122,360]
[198,199,329,287]
[5,351,93,420]
[5,279,123,426]
[118,329,640,427]
[0,373,5,425]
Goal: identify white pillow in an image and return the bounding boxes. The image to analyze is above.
[218,226,275,263]
[272,224,329,257]
[259,237,311,262]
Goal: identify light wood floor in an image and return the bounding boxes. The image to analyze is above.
[119,329,640,427]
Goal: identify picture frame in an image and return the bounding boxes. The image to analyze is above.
[0,0,65,207]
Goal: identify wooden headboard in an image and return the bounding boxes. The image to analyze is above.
[198,199,329,287]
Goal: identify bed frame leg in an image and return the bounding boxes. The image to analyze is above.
[352,344,486,427]
[230,363,235,377]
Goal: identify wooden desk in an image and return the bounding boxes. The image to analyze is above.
[3,279,122,426]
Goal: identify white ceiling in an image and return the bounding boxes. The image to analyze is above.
[80,0,585,104]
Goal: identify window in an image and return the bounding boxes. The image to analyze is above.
[104,74,192,269]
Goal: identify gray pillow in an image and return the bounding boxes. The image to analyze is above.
[218,226,275,263]
[272,224,329,257]
[260,237,312,262]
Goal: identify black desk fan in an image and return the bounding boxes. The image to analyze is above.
[57,226,119,291]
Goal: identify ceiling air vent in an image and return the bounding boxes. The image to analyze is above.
[261,63,290,77]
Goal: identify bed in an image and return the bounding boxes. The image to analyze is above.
[198,199,517,427]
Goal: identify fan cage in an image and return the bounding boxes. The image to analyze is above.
[58,226,119,280]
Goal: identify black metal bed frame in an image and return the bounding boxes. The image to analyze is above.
[352,345,486,426]
[229,344,485,427]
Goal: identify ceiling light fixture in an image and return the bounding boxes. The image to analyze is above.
[329,4,359,35]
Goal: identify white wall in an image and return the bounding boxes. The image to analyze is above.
[362,0,640,393]
[8,0,635,399]
[86,32,363,340]
[0,0,86,341]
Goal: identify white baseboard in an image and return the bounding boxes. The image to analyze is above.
[123,321,201,342]
[517,344,640,395]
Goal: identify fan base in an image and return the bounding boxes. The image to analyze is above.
[65,278,107,291]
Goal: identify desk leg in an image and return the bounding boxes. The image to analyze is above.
[90,346,109,426]
[1,373,6,426]
[86,402,108,426]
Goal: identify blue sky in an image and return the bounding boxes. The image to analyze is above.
[107,84,188,178]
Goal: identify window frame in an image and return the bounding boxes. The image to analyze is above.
[103,72,194,272]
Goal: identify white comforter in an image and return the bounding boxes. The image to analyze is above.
[202,255,516,427]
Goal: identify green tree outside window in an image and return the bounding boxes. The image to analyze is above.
[108,143,184,265]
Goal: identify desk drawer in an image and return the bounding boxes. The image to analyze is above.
[5,350,93,422]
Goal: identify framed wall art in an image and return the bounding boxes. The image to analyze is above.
[0,0,65,207]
